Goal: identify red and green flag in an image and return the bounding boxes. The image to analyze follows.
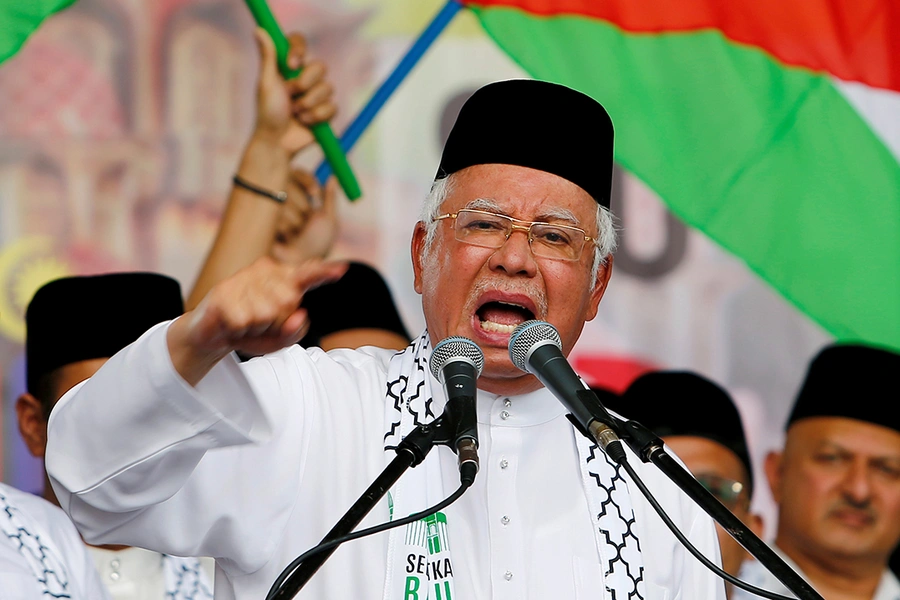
[0,0,76,64]
[463,0,900,352]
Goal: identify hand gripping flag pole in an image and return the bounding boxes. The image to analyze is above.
[244,0,363,201]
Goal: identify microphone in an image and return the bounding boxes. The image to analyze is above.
[508,320,626,462]
[430,336,484,485]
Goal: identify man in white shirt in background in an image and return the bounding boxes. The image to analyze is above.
[736,343,900,600]
[1,480,110,599]
[16,273,215,600]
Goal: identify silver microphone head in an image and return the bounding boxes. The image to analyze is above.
[430,336,485,383]
[508,320,562,372]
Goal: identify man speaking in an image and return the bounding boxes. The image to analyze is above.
[45,80,725,599]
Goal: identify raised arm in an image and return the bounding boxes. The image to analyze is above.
[186,28,337,310]
[46,256,347,573]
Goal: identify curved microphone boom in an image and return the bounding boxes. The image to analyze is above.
[508,320,626,461]
[430,337,484,485]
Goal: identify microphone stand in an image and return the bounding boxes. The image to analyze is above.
[574,390,824,600]
[270,405,466,600]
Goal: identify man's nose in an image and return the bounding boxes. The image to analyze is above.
[488,226,538,276]
[841,460,873,504]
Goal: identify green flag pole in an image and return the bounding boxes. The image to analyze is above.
[244,0,362,201]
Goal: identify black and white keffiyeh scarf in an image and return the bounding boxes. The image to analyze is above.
[162,554,214,600]
[0,485,214,600]
[0,486,72,598]
[381,331,645,600]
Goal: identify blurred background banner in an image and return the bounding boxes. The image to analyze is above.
[0,0,896,538]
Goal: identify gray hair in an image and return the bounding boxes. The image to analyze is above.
[419,174,618,285]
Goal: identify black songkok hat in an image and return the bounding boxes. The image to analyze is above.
[787,343,900,433]
[436,79,614,209]
[25,272,184,394]
[603,371,754,490]
[299,261,410,348]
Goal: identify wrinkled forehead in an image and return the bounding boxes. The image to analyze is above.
[444,164,599,224]
[786,416,900,458]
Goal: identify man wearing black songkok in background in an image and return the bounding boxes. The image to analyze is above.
[16,273,216,600]
[734,343,900,600]
[599,371,764,598]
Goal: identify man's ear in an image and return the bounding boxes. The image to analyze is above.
[747,512,765,539]
[585,255,613,321]
[16,393,48,458]
[764,450,784,505]
[738,512,766,565]
[411,222,428,295]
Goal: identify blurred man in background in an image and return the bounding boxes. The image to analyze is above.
[736,343,900,600]
[15,272,212,599]
[1,478,110,599]
[602,370,763,597]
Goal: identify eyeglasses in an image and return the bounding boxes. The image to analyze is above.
[433,209,596,261]
[695,473,749,511]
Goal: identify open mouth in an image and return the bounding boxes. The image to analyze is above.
[476,301,536,334]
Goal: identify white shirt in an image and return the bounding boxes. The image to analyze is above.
[735,548,900,600]
[0,482,110,600]
[46,322,726,600]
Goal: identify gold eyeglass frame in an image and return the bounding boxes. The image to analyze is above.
[433,208,596,261]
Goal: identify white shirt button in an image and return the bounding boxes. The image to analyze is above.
[110,559,120,569]
[109,571,120,581]
[504,571,513,581]
[500,459,509,469]
[501,515,510,525]
[504,398,512,408]
[500,410,510,420]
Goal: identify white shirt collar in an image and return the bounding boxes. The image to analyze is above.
[475,386,568,427]
[88,545,162,584]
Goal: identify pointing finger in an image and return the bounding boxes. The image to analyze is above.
[293,260,349,293]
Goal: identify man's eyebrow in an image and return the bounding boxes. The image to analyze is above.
[816,440,851,453]
[816,440,900,462]
[463,199,582,225]
[464,198,503,212]
[538,207,580,225]
[816,438,849,452]
[872,456,900,468]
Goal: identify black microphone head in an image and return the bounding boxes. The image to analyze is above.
[430,336,485,383]
[508,320,562,372]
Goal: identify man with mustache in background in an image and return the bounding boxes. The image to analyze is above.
[735,343,900,600]
[43,78,725,599]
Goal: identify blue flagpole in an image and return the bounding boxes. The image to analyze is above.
[316,0,463,186]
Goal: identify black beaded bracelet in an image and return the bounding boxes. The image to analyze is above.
[233,174,288,204]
